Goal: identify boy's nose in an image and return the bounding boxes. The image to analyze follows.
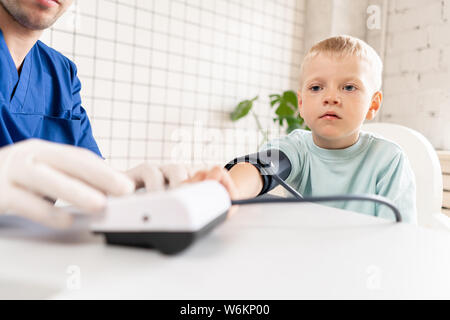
[323,95,341,105]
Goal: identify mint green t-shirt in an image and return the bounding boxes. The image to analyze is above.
[261,129,417,224]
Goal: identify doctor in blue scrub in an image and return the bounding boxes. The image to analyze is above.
[0,0,190,229]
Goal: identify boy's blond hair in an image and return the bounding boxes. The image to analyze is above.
[300,35,383,92]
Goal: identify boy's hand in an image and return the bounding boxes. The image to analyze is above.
[183,166,241,217]
[184,166,240,200]
[183,163,264,217]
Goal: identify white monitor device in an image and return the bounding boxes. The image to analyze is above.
[91,181,231,254]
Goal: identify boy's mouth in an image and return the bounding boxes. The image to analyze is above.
[319,111,341,119]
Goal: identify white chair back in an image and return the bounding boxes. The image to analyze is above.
[362,122,448,229]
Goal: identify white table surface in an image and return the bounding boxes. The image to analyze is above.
[0,202,449,299]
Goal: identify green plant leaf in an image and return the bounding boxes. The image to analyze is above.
[271,91,297,117]
[282,90,298,109]
[275,101,295,117]
[286,122,303,133]
[283,115,301,133]
[232,90,308,136]
[284,115,302,126]
[230,96,258,121]
[272,117,281,125]
[270,98,280,107]
[269,94,281,107]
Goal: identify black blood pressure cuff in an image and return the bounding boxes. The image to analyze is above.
[224,149,292,196]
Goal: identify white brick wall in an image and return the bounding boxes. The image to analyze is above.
[304,0,368,51]
[381,0,450,150]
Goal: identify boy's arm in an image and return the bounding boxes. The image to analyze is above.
[228,162,264,199]
[376,152,417,224]
[185,163,263,200]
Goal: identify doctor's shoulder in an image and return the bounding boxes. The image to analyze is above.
[35,40,79,79]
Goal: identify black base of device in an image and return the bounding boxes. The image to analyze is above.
[94,210,228,255]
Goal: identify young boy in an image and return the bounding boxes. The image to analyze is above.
[186,35,417,224]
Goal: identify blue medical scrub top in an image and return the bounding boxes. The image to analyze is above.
[0,29,101,157]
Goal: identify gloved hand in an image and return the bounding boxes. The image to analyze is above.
[125,163,205,192]
[0,139,135,229]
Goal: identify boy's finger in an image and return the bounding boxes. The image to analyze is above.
[185,170,207,183]
[205,167,239,200]
[220,172,240,200]
[227,205,240,218]
[204,166,224,180]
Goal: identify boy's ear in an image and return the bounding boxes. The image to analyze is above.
[365,91,383,120]
[297,90,303,117]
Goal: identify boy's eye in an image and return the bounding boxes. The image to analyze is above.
[309,85,322,92]
[343,85,357,91]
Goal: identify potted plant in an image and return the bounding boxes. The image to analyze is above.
[230,90,309,146]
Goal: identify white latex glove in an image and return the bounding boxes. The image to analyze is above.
[125,163,206,192]
[0,139,135,229]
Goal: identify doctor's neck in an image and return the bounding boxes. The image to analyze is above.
[0,4,43,71]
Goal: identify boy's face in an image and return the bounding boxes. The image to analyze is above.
[298,53,382,149]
